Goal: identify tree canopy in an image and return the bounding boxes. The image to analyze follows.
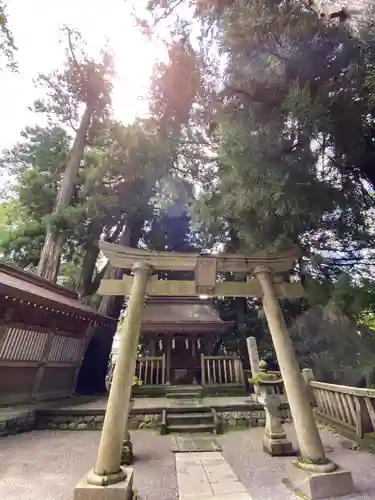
[2,0,375,384]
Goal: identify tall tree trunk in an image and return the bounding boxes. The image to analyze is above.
[226,224,251,369]
[77,221,103,301]
[76,214,144,393]
[38,232,65,284]
[37,104,94,282]
[77,215,132,304]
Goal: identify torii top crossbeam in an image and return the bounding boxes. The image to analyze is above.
[98,242,304,299]
[99,242,300,273]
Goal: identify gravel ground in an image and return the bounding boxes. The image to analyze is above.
[0,430,178,500]
[219,424,375,500]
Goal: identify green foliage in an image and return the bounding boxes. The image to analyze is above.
[195,5,373,258]
[57,262,82,290]
[305,272,375,321]
[0,1,17,71]
[141,0,375,384]
[32,27,114,130]
[150,37,203,138]
[132,376,143,387]
[0,220,45,268]
[145,0,375,272]
[358,311,375,332]
[0,126,70,267]
[4,0,375,385]
[0,118,172,269]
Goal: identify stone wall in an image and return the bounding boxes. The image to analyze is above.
[36,411,162,431]
[37,413,105,431]
[218,404,292,431]
[0,403,291,435]
[0,410,36,437]
[36,407,291,432]
[128,413,162,430]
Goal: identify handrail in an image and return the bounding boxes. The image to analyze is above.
[136,355,164,362]
[310,381,375,398]
[203,355,241,360]
[134,354,166,385]
[200,354,245,387]
[309,380,375,438]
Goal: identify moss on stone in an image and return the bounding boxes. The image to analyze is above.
[249,372,279,385]
[296,457,330,466]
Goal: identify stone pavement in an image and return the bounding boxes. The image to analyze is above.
[170,433,222,452]
[16,394,251,412]
[0,425,375,499]
[176,451,252,500]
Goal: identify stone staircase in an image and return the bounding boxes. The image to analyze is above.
[162,385,221,434]
[165,385,203,400]
[166,408,217,434]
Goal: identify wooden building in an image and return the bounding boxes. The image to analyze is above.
[0,263,116,404]
[131,295,246,392]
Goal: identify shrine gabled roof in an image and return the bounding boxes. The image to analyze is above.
[0,263,114,326]
[141,296,234,334]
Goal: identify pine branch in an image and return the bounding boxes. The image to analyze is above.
[152,0,185,25]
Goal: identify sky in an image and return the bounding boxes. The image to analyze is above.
[0,0,166,152]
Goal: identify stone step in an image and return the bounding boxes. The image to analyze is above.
[166,392,202,399]
[167,406,210,414]
[167,412,213,426]
[165,385,203,399]
[166,385,202,392]
[167,423,216,433]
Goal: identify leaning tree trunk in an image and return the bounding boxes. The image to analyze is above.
[98,213,145,318]
[75,214,145,394]
[77,215,129,303]
[77,220,103,302]
[37,104,94,282]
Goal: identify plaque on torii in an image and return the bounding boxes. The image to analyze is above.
[98,242,304,299]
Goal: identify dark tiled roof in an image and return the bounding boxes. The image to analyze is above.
[141,296,234,334]
[0,263,113,324]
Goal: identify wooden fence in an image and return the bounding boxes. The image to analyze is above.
[310,380,375,438]
[201,354,245,386]
[135,355,166,385]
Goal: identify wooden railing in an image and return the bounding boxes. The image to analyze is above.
[201,354,245,386]
[310,381,375,438]
[135,355,166,385]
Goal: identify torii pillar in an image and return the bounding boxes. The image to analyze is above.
[74,262,151,500]
[255,267,354,499]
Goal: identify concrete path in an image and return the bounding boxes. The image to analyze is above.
[170,433,222,452]
[176,451,252,500]
[219,424,375,500]
[0,430,178,500]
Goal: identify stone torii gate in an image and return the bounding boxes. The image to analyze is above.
[75,243,353,500]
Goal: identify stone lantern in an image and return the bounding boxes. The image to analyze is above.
[257,360,295,457]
